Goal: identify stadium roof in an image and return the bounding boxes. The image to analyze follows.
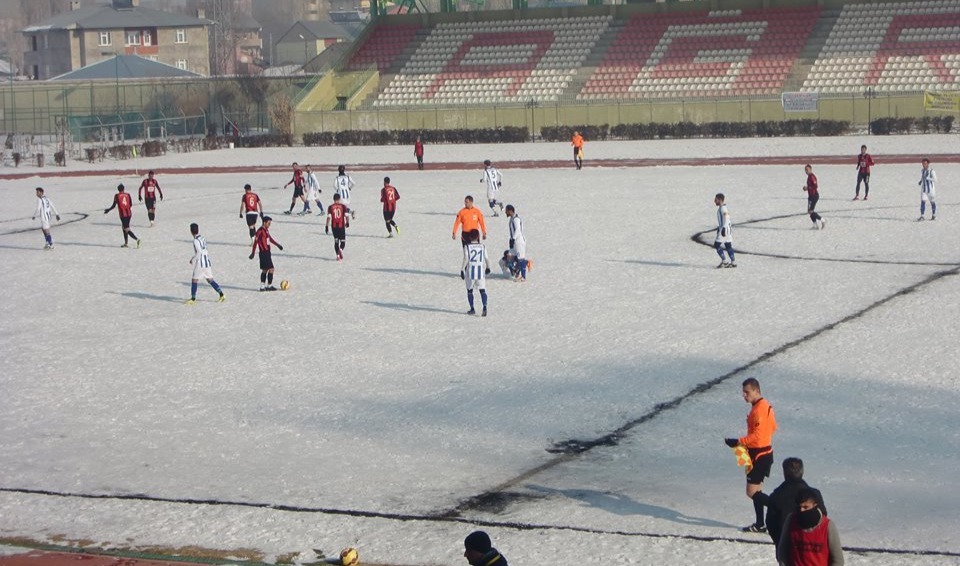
[49,54,201,81]
[278,20,361,44]
[23,4,211,32]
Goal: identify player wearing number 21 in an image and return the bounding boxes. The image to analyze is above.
[461,229,490,317]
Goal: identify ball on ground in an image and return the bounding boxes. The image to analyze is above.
[280,280,290,291]
[340,547,359,566]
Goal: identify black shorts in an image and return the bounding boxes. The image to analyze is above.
[120,216,131,229]
[246,212,260,226]
[857,172,870,183]
[259,250,274,270]
[383,209,395,222]
[332,227,346,240]
[461,234,471,247]
[807,194,819,212]
[747,452,773,484]
[293,185,304,198]
[145,198,156,209]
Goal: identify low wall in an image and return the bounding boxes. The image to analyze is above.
[293,93,948,136]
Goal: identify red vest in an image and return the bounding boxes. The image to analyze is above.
[788,515,831,566]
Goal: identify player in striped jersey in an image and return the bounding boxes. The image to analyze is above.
[714,193,736,268]
[186,223,225,304]
[32,187,61,250]
[481,160,504,216]
[334,165,356,219]
[305,165,324,216]
[461,230,490,316]
[918,158,937,221]
[249,216,283,291]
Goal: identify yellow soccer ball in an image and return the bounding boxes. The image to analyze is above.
[340,547,359,566]
[280,280,290,291]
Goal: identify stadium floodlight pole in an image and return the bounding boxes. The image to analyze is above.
[864,87,876,134]
[526,98,538,142]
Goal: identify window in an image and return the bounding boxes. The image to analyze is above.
[99,31,111,46]
[176,29,186,43]
[43,34,49,49]
[176,59,187,70]
[126,30,140,45]
[142,31,152,46]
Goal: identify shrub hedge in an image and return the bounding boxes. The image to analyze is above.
[870,116,953,135]
[303,126,529,147]
[543,120,851,141]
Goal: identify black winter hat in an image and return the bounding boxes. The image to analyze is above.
[464,531,491,553]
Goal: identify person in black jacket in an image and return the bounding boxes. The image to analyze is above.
[464,531,508,566]
[752,457,827,546]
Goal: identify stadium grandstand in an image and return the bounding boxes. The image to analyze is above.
[331,0,960,108]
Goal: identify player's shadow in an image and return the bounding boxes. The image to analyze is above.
[59,241,122,249]
[107,291,182,303]
[363,267,457,279]
[409,211,453,216]
[605,259,712,270]
[360,300,463,315]
[525,485,736,528]
[177,282,258,293]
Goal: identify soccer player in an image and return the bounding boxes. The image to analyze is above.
[499,249,531,282]
[305,165,323,215]
[802,164,825,230]
[461,230,490,316]
[481,159,504,216]
[104,184,141,248]
[283,162,306,215]
[452,196,487,276]
[32,187,60,250]
[325,193,350,261]
[571,130,584,170]
[334,164,356,219]
[186,223,225,305]
[239,183,263,241]
[505,204,525,258]
[414,136,424,170]
[918,158,937,221]
[854,144,874,201]
[137,170,163,226]
[714,193,736,268]
[249,216,283,291]
[380,176,400,237]
[725,378,777,533]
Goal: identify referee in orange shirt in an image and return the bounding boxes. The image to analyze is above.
[453,195,487,277]
[726,377,778,533]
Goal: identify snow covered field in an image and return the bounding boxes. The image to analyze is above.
[1,135,958,566]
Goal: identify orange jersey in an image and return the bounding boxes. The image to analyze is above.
[453,207,486,237]
[740,398,777,456]
[571,134,584,149]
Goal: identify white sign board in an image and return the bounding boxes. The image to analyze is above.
[782,92,819,113]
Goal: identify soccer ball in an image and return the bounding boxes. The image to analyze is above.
[279,280,290,291]
[339,547,359,566]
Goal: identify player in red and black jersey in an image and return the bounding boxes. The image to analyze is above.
[802,164,824,230]
[249,216,283,291]
[104,184,140,248]
[239,184,263,241]
[854,144,874,201]
[380,176,400,238]
[325,193,350,261]
[283,162,307,215]
[137,170,164,226]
